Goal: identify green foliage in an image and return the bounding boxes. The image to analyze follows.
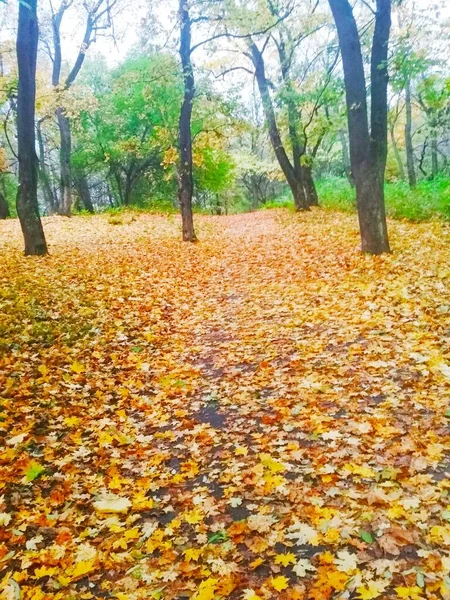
[1,174,18,218]
[315,177,450,222]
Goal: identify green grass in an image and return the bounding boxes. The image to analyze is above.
[315,177,450,222]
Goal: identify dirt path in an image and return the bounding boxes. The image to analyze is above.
[0,210,450,599]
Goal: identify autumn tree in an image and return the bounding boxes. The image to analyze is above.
[328,0,391,254]
[41,0,116,216]
[16,0,48,255]
[178,0,197,241]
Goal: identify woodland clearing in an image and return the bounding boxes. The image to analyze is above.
[1,209,450,600]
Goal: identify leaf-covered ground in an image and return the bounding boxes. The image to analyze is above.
[1,210,450,600]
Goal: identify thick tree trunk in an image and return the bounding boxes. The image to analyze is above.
[75,171,94,213]
[37,120,58,214]
[56,106,72,216]
[250,41,309,211]
[328,0,390,254]
[390,125,405,180]
[177,0,197,242]
[0,190,9,218]
[404,81,416,188]
[339,129,354,187]
[16,0,47,256]
[302,165,318,206]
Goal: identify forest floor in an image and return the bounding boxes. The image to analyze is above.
[1,209,450,600]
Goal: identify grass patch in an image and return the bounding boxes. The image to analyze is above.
[316,176,450,222]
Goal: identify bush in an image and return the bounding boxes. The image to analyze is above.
[315,176,450,222]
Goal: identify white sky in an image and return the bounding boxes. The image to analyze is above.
[1,0,449,72]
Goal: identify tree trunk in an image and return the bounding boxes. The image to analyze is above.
[328,0,390,254]
[274,32,319,208]
[0,190,9,218]
[56,106,72,216]
[390,125,405,180]
[178,0,197,242]
[249,41,309,211]
[302,165,318,206]
[75,171,94,213]
[339,129,354,187]
[430,128,438,179]
[16,0,48,256]
[404,80,416,187]
[37,120,58,214]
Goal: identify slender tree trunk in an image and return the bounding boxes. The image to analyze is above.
[0,189,9,218]
[56,107,72,216]
[16,0,47,256]
[430,128,439,179]
[275,32,318,207]
[405,81,416,188]
[75,171,94,213]
[37,120,58,214]
[178,0,197,242]
[390,125,405,180]
[250,41,309,211]
[0,176,9,218]
[328,0,390,254]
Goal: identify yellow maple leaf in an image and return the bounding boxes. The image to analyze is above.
[184,509,203,524]
[132,492,154,511]
[235,446,248,456]
[357,581,388,600]
[64,416,80,427]
[70,361,85,374]
[193,577,218,600]
[124,528,140,540]
[274,552,296,567]
[70,560,95,579]
[395,587,423,599]
[250,557,264,569]
[184,548,202,562]
[34,566,57,579]
[270,576,289,592]
[259,453,285,473]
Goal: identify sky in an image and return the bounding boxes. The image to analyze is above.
[1,0,449,72]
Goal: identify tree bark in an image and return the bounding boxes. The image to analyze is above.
[430,128,439,179]
[250,41,309,211]
[328,0,390,254]
[274,32,318,207]
[0,189,9,219]
[302,165,318,206]
[404,80,416,187]
[178,0,197,242]
[56,106,72,216]
[51,4,95,217]
[16,0,48,255]
[74,170,94,213]
[339,129,354,187]
[37,119,58,214]
[390,124,405,180]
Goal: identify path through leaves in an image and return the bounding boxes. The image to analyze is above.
[1,210,450,599]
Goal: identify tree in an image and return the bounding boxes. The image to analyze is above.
[16,0,48,255]
[178,0,197,241]
[42,0,116,216]
[417,74,450,179]
[249,40,310,210]
[328,0,391,254]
